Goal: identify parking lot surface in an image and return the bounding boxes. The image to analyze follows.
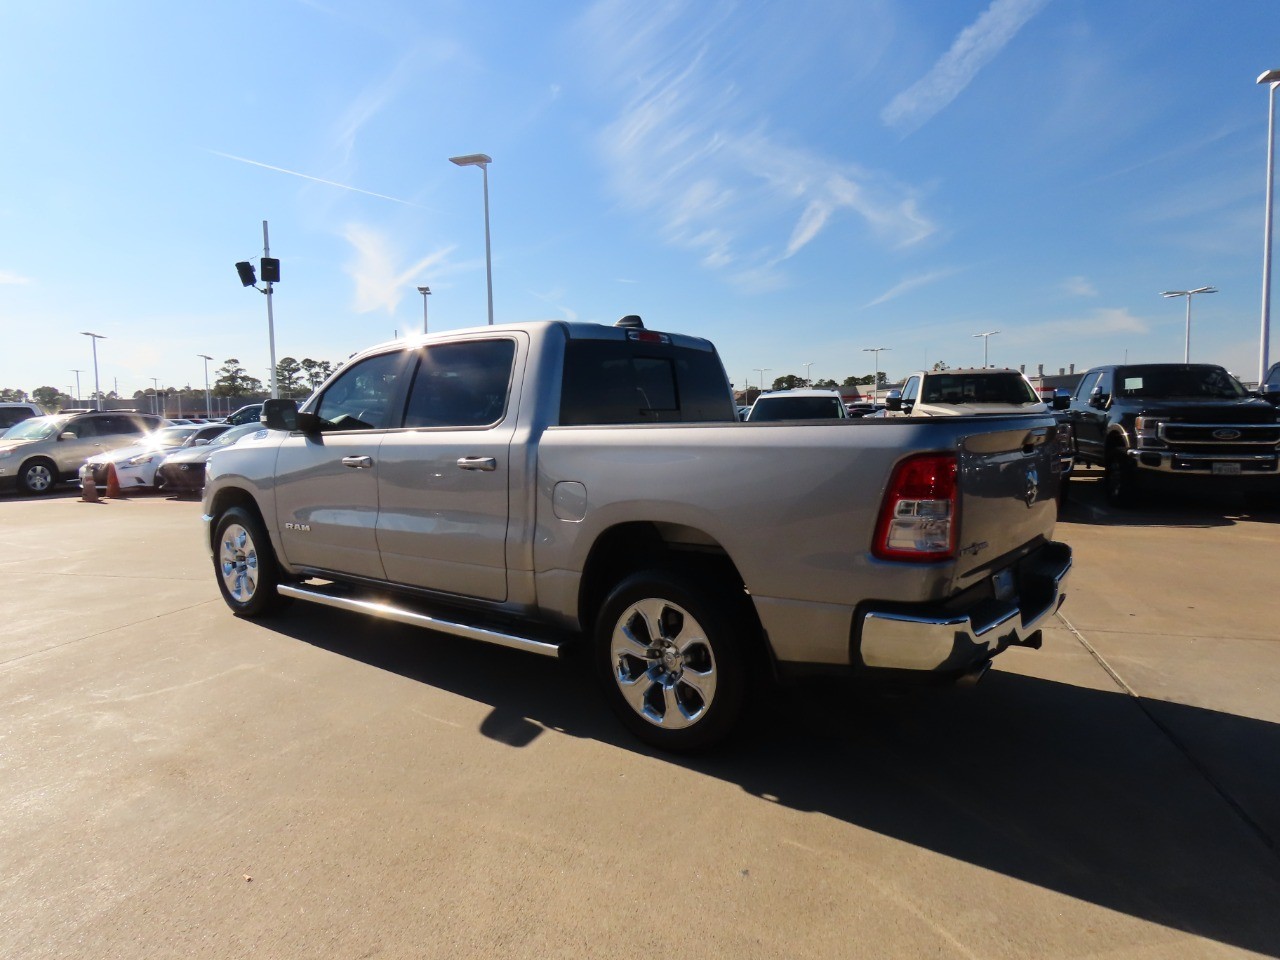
[2,475,1279,959]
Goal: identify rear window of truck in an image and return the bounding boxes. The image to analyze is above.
[559,340,735,426]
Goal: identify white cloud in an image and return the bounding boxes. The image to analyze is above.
[1011,307,1149,343]
[0,270,32,285]
[865,268,960,308]
[576,0,935,288]
[1062,276,1097,297]
[343,224,456,314]
[882,0,1050,134]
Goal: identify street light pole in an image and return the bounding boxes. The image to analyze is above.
[263,221,278,398]
[753,367,771,393]
[449,154,494,325]
[1258,69,1280,383]
[972,331,999,368]
[1161,287,1217,363]
[71,369,82,405]
[199,354,213,419]
[862,347,889,402]
[150,377,161,417]
[417,285,431,335]
[81,332,105,411]
[803,361,814,386]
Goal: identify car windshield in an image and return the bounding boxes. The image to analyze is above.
[922,373,1040,405]
[147,426,199,447]
[1116,365,1246,400]
[748,396,846,421]
[210,423,262,447]
[2,416,69,441]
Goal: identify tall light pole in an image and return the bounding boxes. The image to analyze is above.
[449,154,494,325]
[417,285,431,335]
[150,377,161,417]
[1161,287,1217,363]
[198,354,213,419]
[753,367,771,392]
[862,347,889,402]
[81,332,105,411]
[972,331,999,368]
[71,369,82,405]
[803,361,815,386]
[1258,69,1280,383]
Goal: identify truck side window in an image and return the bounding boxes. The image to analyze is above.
[402,339,515,428]
[315,351,406,430]
[902,376,920,403]
[1074,372,1100,401]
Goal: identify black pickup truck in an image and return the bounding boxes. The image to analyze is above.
[1066,363,1280,506]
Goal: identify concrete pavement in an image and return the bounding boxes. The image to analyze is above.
[0,480,1277,958]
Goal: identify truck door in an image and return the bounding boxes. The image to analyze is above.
[1070,369,1110,462]
[272,350,411,580]
[374,336,521,602]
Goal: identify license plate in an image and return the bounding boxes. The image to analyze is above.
[993,568,1017,601]
[1212,462,1242,476]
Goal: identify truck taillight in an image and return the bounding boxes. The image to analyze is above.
[873,453,958,562]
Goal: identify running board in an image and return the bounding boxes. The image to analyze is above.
[277,583,564,659]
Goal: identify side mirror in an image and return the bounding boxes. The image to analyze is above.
[193,438,210,446]
[262,398,300,431]
[884,390,903,412]
[1088,387,1109,409]
[1261,384,1280,405]
[1052,389,1071,410]
[59,431,76,441]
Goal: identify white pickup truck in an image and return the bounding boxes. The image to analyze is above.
[203,317,1071,750]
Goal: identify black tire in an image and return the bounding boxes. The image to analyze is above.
[594,567,750,752]
[1105,447,1140,508]
[212,506,292,618]
[18,458,58,495]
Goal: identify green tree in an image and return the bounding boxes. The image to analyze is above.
[276,357,304,397]
[932,361,949,371]
[771,373,807,391]
[0,388,30,402]
[813,378,839,389]
[32,386,63,409]
[300,358,334,389]
[213,359,263,398]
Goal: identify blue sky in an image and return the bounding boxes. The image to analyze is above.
[2,0,1278,402]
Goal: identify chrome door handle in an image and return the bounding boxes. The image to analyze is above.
[457,456,496,472]
[341,455,373,469]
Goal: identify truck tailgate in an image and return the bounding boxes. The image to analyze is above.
[954,420,1059,583]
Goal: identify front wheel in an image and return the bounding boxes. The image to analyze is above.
[213,506,291,618]
[1105,448,1140,508]
[594,568,749,752]
[18,459,58,495]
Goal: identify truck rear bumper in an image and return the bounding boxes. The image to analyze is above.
[855,540,1072,674]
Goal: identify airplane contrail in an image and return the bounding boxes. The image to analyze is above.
[210,150,420,207]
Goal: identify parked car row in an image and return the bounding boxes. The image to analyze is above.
[0,406,267,496]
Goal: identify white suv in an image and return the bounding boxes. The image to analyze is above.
[746,389,850,421]
[0,401,45,433]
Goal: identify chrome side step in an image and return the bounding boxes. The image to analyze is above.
[277,583,564,658]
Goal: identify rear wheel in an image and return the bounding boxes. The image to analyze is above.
[18,459,57,495]
[594,568,749,752]
[213,506,292,618]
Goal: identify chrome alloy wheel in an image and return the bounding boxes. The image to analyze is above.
[219,523,259,604]
[22,463,54,493]
[610,597,718,730]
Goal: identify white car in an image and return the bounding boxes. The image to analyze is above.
[884,368,1056,417]
[80,423,230,490]
[745,389,850,421]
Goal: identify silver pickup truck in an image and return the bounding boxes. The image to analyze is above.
[203,316,1071,750]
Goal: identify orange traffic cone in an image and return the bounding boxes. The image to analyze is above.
[81,470,99,502]
[105,462,122,498]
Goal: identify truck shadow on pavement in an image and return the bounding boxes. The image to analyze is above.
[272,605,1280,958]
[1062,468,1280,528]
